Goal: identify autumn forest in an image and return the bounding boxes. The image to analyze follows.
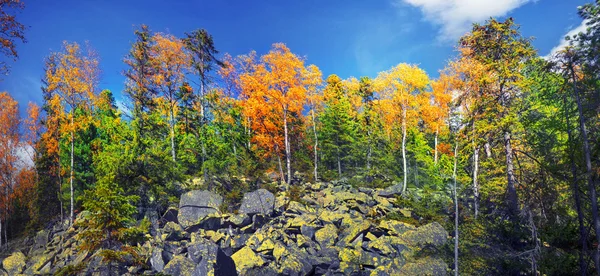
[1,0,600,275]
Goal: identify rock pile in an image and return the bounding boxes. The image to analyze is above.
[0,181,448,275]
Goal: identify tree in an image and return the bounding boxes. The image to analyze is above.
[458,18,535,218]
[305,65,323,181]
[319,74,358,178]
[0,0,26,75]
[423,73,453,166]
[123,25,158,152]
[238,43,318,183]
[150,32,190,163]
[375,63,429,193]
[0,92,19,246]
[183,29,224,122]
[44,41,100,224]
[76,181,141,269]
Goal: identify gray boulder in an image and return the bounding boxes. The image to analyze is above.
[150,248,166,272]
[164,255,196,276]
[239,189,275,216]
[178,190,223,228]
[378,183,403,197]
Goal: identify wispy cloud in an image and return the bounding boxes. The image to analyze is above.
[544,20,588,59]
[397,0,532,41]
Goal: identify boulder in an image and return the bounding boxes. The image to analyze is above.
[378,183,403,197]
[163,221,187,241]
[400,257,447,275]
[2,251,26,275]
[402,222,448,247]
[239,189,275,216]
[150,248,166,272]
[231,246,264,274]
[315,224,338,247]
[187,238,218,264]
[185,215,222,232]
[160,207,179,226]
[163,255,196,276]
[379,220,416,236]
[178,190,223,228]
[301,225,317,240]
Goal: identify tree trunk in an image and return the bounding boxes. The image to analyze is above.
[58,161,63,224]
[283,108,291,184]
[570,65,600,275]
[434,128,439,165]
[504,131,519,218]
[453,142,459,276]
[170,110,176,163]
[337,146,342,178]
[563,92,587,275]
[201,142,207,180]
[402,107,408,194]
[484,140,491,158]
[473,145,480,219]
[311,109,319,182]
[276,146,284,183]
[472,121,479,219]
[367,129,372,170]
[70,114,75,225]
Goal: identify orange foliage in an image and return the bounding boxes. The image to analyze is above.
[237,43,319,161]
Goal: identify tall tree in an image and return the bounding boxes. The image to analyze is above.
[123,25,158,151]
[44,41,100,224]
[238,43,318,183]
[150,33,190,163]
[375,63,429,193]
[319,74,358,178]
[0,92,19,246]
[458,18,535,218]
[305,65,323,182]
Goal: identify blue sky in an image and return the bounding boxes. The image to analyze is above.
[0,0,590,114]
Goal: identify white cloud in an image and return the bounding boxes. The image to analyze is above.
[544,20,589,59]
[398,0,532,41]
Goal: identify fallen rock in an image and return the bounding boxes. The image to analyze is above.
[315,224,338,247]
[378,183,403,197]
[402,222,447,247]
[399,256,447,275]
[239,189,275,216]
[163,255,196,276]
[150,248,166,272]
[160,206,179,226]
[187,238,218,264]
[178,190,223,228]
[2,251,26,275]
[231,246,264,274]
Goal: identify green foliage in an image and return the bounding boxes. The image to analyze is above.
[76,182,139,252]
[319,75,360,178]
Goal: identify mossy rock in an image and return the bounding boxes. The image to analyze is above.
[315,224,338,247]
[231,246,264,274]
[2,251,26,275]
[401,222,447,247]
[400,257,447,275]
[163,255,196,276]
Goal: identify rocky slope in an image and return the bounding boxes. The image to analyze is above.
[0,180,449,275]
